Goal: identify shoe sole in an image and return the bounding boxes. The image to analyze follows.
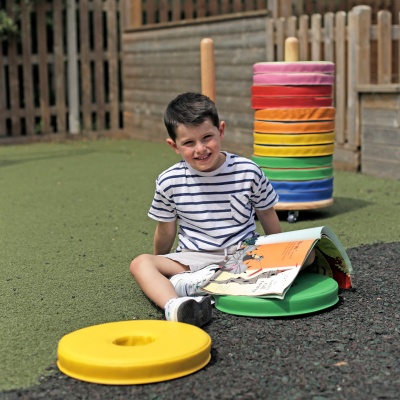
[175,297,212,327]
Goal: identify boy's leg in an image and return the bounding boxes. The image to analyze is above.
[130,254,213,327]
[130,253,188,308]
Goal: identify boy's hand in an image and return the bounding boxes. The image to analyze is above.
[154,221,177,255]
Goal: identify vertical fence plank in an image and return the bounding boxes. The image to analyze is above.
[347,9,357,147]
[145,0,156,24]
[159,0,168,22]
[79,0,92,131]
[208,0,218,16]
[128,0,142,28]
[53,0,66,133]
[6,0,21,135]
[233,0,242,13]
[94,0,105,130]
[107,0,120,130]
[311,13,321,61]
[324,12,334,61]
[265,17,275,61]
[246,1,258,12]
[20,0,35,135]
[298,14,309,60]
[257,0,267,10]
[335,11,347,145]
[276,17,286,61]
[184,1,194,19]
[197,0,206,18]
[67,0,80,134]
[0,42,5,135]
[356,6,371,85]
[279,0,292,17]
[294,0,304,15]
[172,0,182,21]
[221,0,230,14]
[286,15,297,37]
[36,0,51,134]
[377,10,392,84]
[347,5,371,150]
[398,11,400,83]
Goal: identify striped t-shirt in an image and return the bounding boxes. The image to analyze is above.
[148,152,279,252]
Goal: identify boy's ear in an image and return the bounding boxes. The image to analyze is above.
[166,138,180,154]
[219,121,226,139]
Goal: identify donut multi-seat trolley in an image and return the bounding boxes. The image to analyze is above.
[252,38,336,222]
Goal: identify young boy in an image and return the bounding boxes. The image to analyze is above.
[130,92,282,327]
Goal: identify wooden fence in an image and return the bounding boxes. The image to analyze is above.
[0,0,124,141]
[122,5,400,173]
[124,0,400,28]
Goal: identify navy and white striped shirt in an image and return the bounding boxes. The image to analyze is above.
[148,152,279,252]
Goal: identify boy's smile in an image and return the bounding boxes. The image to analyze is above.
[167,119,226,172]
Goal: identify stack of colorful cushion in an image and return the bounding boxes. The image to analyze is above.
[251,61,335,203]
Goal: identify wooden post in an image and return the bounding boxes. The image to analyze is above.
[285,37,298,62]
[335,11,347,146]
[20,0,35,135]
[130,0,142,28]
[67,0,80,134]
[200,38,216,102]
[347,5,371,150]
[377,10,392,84]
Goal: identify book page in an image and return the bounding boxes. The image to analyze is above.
[202,267,300,298]
[255,226,325,245]
[244,239,316,271]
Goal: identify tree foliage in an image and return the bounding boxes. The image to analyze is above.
[0,1,36,40]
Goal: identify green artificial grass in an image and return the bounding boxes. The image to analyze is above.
[0,138,399,390]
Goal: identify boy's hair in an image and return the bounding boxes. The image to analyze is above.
[164,92,220,141]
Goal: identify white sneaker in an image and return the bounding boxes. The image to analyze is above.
[164,296,212,327]
[170,265,220,297]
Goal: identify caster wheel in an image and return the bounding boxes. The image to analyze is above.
[287,211,299,223]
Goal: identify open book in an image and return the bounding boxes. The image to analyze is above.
[201,226,353,299]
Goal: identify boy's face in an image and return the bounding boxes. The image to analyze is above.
[166,119,226,172]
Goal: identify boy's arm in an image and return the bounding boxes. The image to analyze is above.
[153,221,177,255]
[255,207,281,235]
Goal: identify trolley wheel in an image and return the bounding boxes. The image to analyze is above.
[287,211,299,223]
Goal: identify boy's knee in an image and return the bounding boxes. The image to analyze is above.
[129,254,151,276]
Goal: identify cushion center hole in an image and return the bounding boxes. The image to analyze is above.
[113,336,155,346]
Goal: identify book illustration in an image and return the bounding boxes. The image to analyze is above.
[219,244,257,274]
[204,267,300,298]
[243,240,315,271]
[213,268,281,285]
[306,238,352,288]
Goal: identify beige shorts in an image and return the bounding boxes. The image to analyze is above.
[161,244,240,272]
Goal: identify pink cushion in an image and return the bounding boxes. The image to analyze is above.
[253,73,335,85]
[253,62,334,74]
